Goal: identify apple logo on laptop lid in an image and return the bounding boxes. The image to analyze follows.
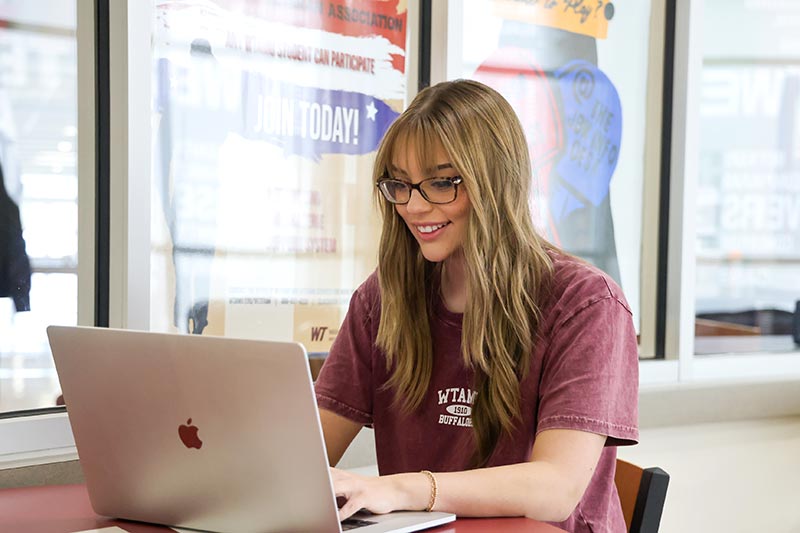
[178,418,203,449]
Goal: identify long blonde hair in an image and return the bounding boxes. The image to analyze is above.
[374,79,554,467]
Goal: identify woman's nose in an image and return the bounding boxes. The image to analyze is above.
[405,189,431,213]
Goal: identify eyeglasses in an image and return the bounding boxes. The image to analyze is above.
[376,175,464,205]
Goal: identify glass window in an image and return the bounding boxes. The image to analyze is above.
[695,0,800,355]
[149,0,410,360]
[0,2,78,413]
[443,0,658,344]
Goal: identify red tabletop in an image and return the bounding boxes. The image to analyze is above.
[0,484,566,533]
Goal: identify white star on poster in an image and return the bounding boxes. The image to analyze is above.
[366,101,378,121]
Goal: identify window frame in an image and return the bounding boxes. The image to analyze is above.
[0,0,152,467]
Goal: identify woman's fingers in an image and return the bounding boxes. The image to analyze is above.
[332,467,397,519]
[338,494,363,521]
[331,468,361,520]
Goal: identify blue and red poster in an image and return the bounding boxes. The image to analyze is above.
[471,0,633,296]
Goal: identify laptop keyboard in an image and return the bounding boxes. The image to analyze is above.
[341,517,377,530]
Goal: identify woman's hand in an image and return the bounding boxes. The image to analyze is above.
[330,467,429,520]
[330,429,606,522]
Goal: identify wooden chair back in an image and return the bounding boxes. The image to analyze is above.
[615,458,670,533]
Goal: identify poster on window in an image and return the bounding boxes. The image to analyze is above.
[450,0,652,327]
[151,0,407,353]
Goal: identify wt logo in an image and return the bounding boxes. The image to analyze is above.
[310,326,328,342]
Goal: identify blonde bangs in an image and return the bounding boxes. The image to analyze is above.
[382,117,453,179]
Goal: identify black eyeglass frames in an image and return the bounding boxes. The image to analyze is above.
[376,175,463,205]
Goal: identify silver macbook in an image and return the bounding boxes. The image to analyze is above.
[47,326,455,533]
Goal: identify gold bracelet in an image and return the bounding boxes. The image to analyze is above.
[420,470,438,512]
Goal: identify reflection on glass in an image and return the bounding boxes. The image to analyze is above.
[0,163,31,313]
[696,0,800,354]
[150,1,407,352]
[446,0,652,333]
[0,2,78,412]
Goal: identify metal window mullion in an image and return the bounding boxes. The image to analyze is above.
[663,0,703,377]
[106,0,151,331]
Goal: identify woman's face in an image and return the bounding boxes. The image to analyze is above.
[390,141,471,264]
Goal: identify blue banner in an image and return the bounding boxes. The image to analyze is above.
[241,72,399,161]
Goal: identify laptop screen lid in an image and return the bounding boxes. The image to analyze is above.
[48,325,343,533]
[49,326,455,533]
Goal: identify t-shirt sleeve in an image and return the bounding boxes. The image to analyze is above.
[314,280,378,426]
[537,286,639,446]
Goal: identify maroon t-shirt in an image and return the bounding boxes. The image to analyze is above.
[315,252,639,533]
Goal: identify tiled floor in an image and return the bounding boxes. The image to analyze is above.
[618,416,800,533]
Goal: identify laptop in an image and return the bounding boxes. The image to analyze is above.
[47,326,455,533]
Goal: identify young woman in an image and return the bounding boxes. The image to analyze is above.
[314,79,638,533]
